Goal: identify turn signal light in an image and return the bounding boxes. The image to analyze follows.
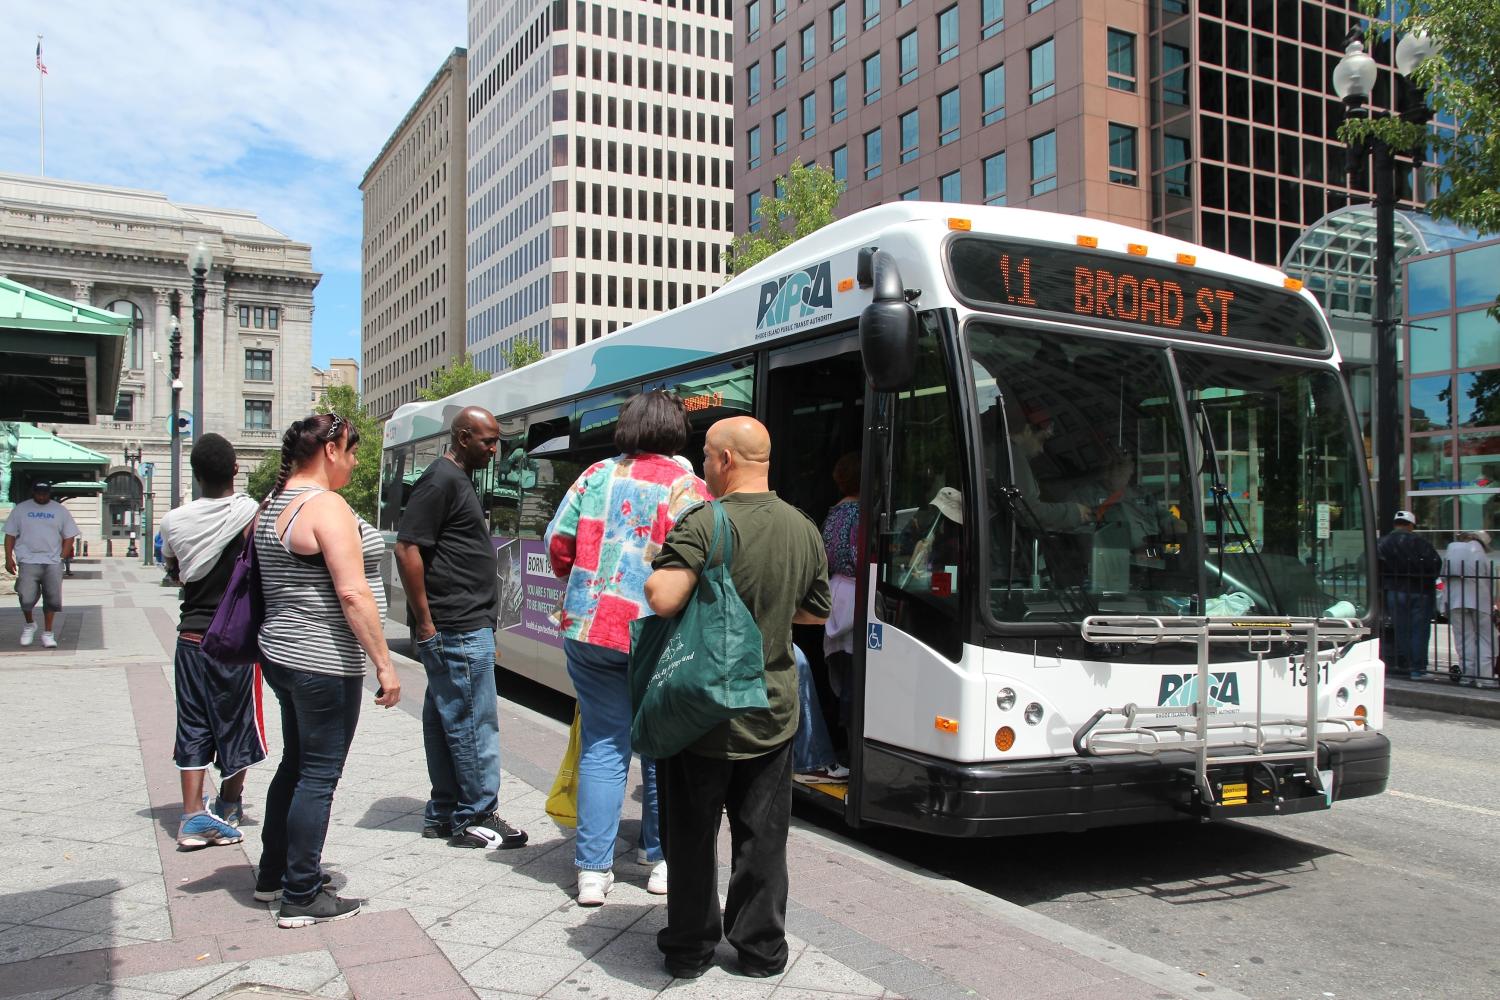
[935,715,958,733]
[995,726,1015,751]
[948,217,972,231]
[1354,705,1368,726]
[837,277,855,292]
[1077,235,1099,248]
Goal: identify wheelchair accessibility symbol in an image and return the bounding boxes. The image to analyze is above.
[867,623,884,650]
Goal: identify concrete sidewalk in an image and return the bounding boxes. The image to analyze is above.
[0,557,1245,1000]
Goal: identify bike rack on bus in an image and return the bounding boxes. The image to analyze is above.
[1076,615,1368,815]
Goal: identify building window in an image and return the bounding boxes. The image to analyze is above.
[863,0,880,30]
[1107,29,1136,91]
[238,304,250,327]
[107,299,145,370]
[253,306,265,329]
[113,392,134,423]
[801,24,816,70]
[899,109,919,163]
[267,307,279,330]
[747,62,761,105]
[773,44,787,88]
[940,170,962,202]
[863,52,882,104]
[981,63,1005,126]
[1108,124,1138,185]
[747,125,762,169]
[937,6,959,64]
[900,187,920,201]
[939,88,960,145]
[899,30,919,85]
[1162,43,1189,105]
[1163,134,1191,197]
[1030,131,1057,194]
[981,0,1003,39]
[984,151,1006,204]
[773,109,787,154]
[831,73,848,123]
[802,92,817,138]
[832,145,848,182]
[772,0,786,23]
[245,348,273,381]
[747,0,760,41]
[1029,38,1055,103]
[748,190,762,232]
[864,127,883,179]
[831,1,847,50]
[245,399,272,430]
[1028,0,1053,11]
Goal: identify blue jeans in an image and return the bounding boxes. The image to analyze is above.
[1384,590,1435,674]
[258,662,362,906]
[564,638,661,871]
[416,627,501,831]
[793,645,838,773]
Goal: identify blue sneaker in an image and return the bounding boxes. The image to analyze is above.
[177,812,243,849]
[210,797,244,827]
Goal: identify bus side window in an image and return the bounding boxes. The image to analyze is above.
[522,413,580,540]
[379,447,407,532]
[875,321,963,661]
[489,417,527,538]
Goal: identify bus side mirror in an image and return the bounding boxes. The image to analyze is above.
[858,248,918,392]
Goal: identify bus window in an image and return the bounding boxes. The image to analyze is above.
[489,416,528,538]
[876,319,963,659]
[378,446,407,531]
[646,357,755,474]
[523,411,583,540]
[573,387,638,452]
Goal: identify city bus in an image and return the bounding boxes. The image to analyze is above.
[378,202,1389,836]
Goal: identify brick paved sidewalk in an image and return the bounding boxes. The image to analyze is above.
[0,557,1244,1000]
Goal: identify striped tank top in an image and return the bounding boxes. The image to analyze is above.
[257,486,387,677]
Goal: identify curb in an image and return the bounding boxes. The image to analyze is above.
[1386,682,1500,721]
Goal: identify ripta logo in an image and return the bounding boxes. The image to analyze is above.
[1158,671,1241,707]
[756,261,833,329]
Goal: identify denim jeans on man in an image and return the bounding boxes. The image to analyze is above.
[416,627,501,832]
[258,661,362,906]
[564,637,661,871]
[1383,590,1435,676]
[792,645,838,773]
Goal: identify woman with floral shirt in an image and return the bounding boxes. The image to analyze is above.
[544,391,711,906]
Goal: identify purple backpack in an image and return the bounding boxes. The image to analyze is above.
[202,522,264,665]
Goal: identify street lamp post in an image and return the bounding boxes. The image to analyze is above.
[188,239,213,500]
[1332,28,1436,532]
[167,293,184,510]
[123,444,143,558]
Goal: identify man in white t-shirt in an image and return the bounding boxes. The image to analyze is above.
[3,481,80,649]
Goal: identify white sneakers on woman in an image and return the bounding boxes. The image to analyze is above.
[576,870,614,906]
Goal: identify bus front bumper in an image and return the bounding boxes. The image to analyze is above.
[858,729,1390,837]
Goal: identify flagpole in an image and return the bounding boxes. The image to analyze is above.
[37,35,46,176]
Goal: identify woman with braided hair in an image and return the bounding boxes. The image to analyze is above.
[253,413,401,927]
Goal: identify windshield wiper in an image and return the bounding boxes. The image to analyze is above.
[1192,399,1283,613]
[993,484,1097,620]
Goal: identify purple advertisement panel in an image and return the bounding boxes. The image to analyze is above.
[494,536,566,649]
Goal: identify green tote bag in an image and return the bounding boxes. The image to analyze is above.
[629,501,768,759]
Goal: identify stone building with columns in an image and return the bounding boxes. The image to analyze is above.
[0,172,319,541]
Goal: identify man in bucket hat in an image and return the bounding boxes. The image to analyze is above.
[1378,510,1442,680]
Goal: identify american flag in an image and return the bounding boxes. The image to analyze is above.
[35,40,47,75]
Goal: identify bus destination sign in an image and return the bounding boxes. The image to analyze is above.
[947,236,1327,352]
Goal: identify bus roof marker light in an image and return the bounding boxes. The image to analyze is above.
[1176,252,1197,266]
[948,217,972,231]
[934,716,958,734]
[995,727,1015,752]
[1127,243,1148,256]
[1076,235,1098,248]
[837,278,855,293]
[1284,277,1305,291]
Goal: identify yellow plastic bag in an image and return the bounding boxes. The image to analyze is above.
[545,705,582,830]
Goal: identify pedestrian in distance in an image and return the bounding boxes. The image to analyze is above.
[157,434,267,849]
[1378,509,1443,680]
[4,480,79,649]
[395,406,528,851]
[544,390,710,906]
[1442,529,1496,686]
[255,414,401,928]
[820,452,861,745]
[645,416,831,980]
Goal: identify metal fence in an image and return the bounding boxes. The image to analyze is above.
[1381,562,1499,688]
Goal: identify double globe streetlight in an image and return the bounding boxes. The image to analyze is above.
[1331,28,1437,532]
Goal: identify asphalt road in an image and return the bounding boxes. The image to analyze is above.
[483,651,1499,999]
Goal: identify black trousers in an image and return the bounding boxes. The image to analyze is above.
[656,740,793,972]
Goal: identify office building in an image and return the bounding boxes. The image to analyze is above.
[465,0,736,368]
[0,172,318,538]
[312,358,360,408]
[361,48,469,420]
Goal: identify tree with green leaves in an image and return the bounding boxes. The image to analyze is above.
[317,383,383,524]
[246,450,279,502]
[724,159,845,276]
[1341,1,1500,236]
[421,356,492,401]
[504,339,545,370]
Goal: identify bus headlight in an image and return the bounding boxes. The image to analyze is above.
[1024,702,1044,726]
[1335,687,1349,707]
[996,688,1017,711]
[1354,673,1368,693]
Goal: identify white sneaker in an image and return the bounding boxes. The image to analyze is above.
[576,870,614,906]
[40,632,57,649]
[19,623,36,646]
[647,861,668,895]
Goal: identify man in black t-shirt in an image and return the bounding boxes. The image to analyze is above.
[158,434,265,849]
[1378,509,1443,679]
[395,406,527,850]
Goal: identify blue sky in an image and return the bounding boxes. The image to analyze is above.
[1,0,467,372]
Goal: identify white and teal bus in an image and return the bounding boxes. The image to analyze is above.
[379,202,1389,836]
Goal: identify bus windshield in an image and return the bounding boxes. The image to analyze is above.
[967,322,1369,624]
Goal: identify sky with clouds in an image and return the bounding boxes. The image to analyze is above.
[1,0,467,371]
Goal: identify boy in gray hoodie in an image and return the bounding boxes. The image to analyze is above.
[158,434,266,848]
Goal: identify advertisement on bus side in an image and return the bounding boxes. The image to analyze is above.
[493,536,566,649]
